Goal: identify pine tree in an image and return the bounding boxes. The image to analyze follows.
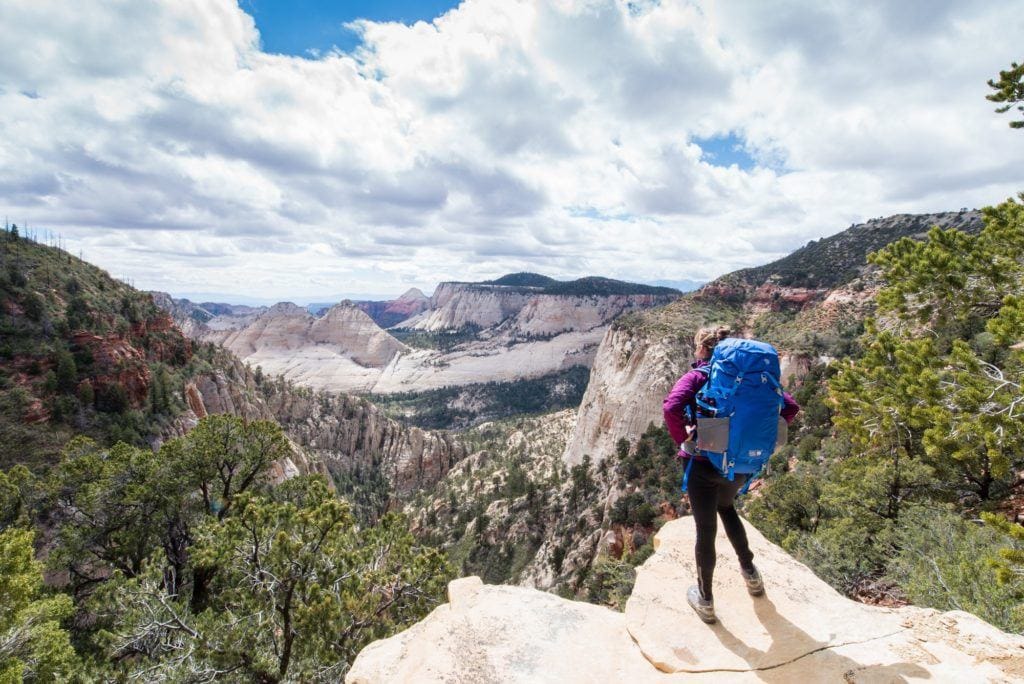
[833,197,1024,504]
[0,529,78,681]
[988,61,1024,128]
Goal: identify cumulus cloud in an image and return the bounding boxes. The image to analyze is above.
[0,0,1021,300]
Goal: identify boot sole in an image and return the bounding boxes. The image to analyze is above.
[693,611,717,624]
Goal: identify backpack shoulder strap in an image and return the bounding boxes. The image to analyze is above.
[686,365,711,421]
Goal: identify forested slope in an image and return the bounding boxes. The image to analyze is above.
[0,228,455,679]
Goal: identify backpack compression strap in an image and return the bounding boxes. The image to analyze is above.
[737,466,760,496]
[681,455,696,493]
[735,371,784,494]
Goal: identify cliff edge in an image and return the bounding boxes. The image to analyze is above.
[346,518,1024,683]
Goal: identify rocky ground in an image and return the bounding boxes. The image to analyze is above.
[347,517,1024,683]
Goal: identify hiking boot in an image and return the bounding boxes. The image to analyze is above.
[741,566,764,596]
[686,585,716,624]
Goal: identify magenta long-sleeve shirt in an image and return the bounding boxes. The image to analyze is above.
[662,360,800,449]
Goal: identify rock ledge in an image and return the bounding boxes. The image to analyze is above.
[346,518,1024,683]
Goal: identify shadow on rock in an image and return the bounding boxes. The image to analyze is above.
[709,595,932,683]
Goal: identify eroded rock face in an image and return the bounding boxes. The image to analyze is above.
[346,519,1024,683]
[205,301,406,368]
[176,355,465,496]
[308,303,408,367]
[71,331,152,409]
[401,284,678,336]
[157,287,674,396]
[502,294,674,338]
[264,388,465,495]
[400,283,536,331]
[563,326,684,466]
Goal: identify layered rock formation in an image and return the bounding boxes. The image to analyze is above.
[501,293,673,338]
[398,282,678,335]
[399,282,537,331]
[264,382,465,494]
[346,518,1024,682]
[170,352,465,497]
[205,301,407,369]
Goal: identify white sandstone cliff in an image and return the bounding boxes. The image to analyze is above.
[399,282,537,331]
[308,303,408,366]
[159,284,677,396]
[210,301,406,365]
[500,293,672,338]
[563,325,684,466]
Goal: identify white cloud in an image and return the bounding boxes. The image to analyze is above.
[0,0,1021,300]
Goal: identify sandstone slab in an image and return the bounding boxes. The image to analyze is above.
[347,518,1024,683]
[345,576,662,684]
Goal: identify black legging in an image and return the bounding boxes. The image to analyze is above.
[686,458,755,601]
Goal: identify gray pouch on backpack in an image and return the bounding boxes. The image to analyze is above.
[696,417,730,453]
[696,416,787,452]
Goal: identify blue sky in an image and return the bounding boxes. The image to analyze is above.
[693,133,757,172]
[244,0,462,55]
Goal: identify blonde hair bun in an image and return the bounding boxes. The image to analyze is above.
[694,326,731,351]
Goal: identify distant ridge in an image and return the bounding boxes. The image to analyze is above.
[542,276,679,296]
[483,272,559,288]
[469,273,681,297]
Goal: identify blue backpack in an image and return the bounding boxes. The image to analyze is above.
[682,338,785,495]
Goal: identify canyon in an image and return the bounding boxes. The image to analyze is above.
[156,275,680,395]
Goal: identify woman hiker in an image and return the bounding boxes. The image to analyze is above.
[662,326,800,623]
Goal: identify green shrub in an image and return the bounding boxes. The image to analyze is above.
[585,556,636,611]
[22,291,45,321]
[889,508,1024,633]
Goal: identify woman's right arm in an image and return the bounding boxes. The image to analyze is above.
[662,370,705,446]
